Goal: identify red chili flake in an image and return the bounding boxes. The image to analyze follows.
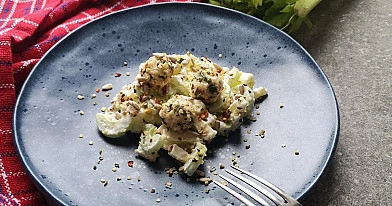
[162,85,167,95]
[199,111,209,120]
[149,138,153,143]
[221,110,230,121]
[95,88,100,93]
[128,161,134,167]
[114,72,122,77]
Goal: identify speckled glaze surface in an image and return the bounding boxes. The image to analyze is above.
[13,2,339,205]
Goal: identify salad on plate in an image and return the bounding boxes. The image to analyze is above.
[96,52,267,176]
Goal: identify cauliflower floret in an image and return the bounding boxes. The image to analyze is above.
[96,112,132,138]
[159,95,195,131]
[138,53,175,89]
[190,69,223,104]
[159,95,208,132]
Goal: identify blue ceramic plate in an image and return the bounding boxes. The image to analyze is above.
[13,2,339,205]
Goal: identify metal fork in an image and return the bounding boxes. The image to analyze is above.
[213,166,303,206]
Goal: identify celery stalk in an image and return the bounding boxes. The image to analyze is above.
[209,0,321,33]
[295,0,321,18]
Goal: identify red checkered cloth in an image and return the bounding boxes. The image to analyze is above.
[0,0,198,205]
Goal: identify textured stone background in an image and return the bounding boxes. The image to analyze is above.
[293,0,392,205]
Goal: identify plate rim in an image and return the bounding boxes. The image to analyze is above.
[12,2,340,205]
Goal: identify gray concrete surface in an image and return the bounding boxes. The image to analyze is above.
[292,0,392,205]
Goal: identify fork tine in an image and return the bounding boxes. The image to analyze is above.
[224,168,281,205]
[229,166,298,205]
[212,179,258,206]
[213,174,268,206]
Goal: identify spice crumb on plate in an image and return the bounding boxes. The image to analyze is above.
[101,83,113,91]
[77,95,85,100]
[127,160,134,167]
[165,182,172,188]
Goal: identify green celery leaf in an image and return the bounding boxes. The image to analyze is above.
[281,4,294,13]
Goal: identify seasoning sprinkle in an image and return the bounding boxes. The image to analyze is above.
[195,170,205,177]
[77,95,85,100]
[259,129,265,138]
[165,182,172,188]
[79,134,83,138]
[88,141,94,145]
[199,177,212,185]
[220,180,227,186]
[219,163,225,169]
[102,83,113,91]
